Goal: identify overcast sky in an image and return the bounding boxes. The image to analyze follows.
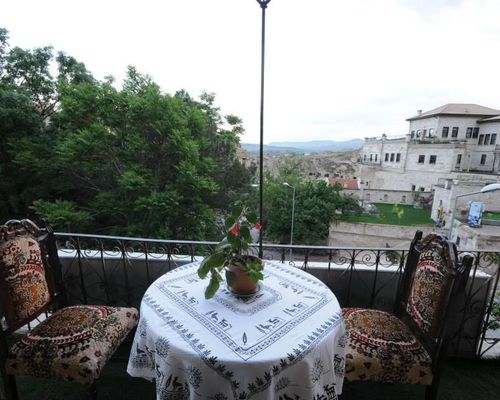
[2,0,500,144]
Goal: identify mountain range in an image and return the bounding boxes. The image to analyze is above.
[241,139,364,154]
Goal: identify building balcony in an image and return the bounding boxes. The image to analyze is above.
[6,231,500,399]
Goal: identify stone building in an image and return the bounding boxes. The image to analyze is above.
[360,103,500,193]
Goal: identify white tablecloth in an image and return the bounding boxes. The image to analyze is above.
[127,261,346,400]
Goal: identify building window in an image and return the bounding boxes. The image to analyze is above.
[411,185,416,191]
[456,154,462,165]
[484,134,491,145]
[466,127,473,138]
[429,128,434,137]
[429,155,437,164]
[442,126,449,137]
[363,154,367,162]
[396,153,401,162]
[390,153,395,162]
[418,155,425,163]
[473,127,479,138]
[383,194,388,202]
[370,154,373,162]
[491,133,497,145]
[417,130,422,137]
[451,127,459,137]
[480,154,487,165]
[401,195,406,203]
[478,134,484,145]
[385,153,389,161]
[375,154,378,162]
[423,129,427,137]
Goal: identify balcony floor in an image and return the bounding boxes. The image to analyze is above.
[9,343,500,400]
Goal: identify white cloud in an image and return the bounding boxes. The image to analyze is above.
[1,0,499,143]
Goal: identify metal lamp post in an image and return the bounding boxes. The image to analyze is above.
[448,183,500,240]
[256,0,271,258]
[283,182,296,260]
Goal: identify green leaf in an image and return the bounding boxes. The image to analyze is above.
[248,270,264,283]
[227,232,239,247]
[215,238,232,251]
[225,216,236,230]
[246,212,257,224]
[205,272,221,299]
[239,225,251,241]
[231,206,243,220]
[197,253,226,279]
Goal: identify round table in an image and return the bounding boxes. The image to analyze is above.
[127,261,346,400]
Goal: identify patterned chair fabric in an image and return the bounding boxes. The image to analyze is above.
[5,305,138,384]
[406,235,452,336]
[342,308,432,385]
[0,233,52,327]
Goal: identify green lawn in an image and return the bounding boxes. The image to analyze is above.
[343,203,434,226]
[483,212,500,221]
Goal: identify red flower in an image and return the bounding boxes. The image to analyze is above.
[231,224,239,235]
[255,223,262,231]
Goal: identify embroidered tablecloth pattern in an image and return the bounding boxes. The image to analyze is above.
[127,261,345,400]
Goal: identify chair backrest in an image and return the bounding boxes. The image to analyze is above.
[0,219,66,334]
[395,231,473,355]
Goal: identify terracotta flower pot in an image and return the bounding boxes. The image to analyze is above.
[227,255,263,295]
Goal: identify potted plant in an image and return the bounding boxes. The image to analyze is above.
[197,203,264,299]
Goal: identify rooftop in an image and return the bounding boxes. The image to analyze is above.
[407,103,500,121]
[329,177,359,190]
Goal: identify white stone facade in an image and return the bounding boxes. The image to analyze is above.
[360,104,500,192]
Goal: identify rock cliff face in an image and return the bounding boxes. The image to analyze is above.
[239,148,361,179]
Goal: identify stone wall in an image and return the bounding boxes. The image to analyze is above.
[328,221,437,248]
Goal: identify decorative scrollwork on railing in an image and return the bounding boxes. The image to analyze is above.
[53,232,500,359]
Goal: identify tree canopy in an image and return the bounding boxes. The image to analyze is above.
[0,28,254,239]
[244,157,362,245]
[0,27,359,245]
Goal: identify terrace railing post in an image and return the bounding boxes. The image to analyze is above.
[144,242,152,286]
[369,250,381,308]
[119,240,132,307]
[99,239,111,305]
[75,237,88,305]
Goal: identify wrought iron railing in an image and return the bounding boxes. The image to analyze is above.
[54,232,500,359]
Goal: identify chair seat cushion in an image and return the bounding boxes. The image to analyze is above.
[342,307,433,385]
[6,305,138,384]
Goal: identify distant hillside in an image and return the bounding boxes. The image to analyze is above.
[241,143,303,154]
[269,139,364,153]
[241,139,363,154]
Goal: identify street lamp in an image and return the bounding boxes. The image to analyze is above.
[448,183,500,240]
[256,0,272,258]
[283,182,296,260]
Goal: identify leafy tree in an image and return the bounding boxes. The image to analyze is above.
[262,173,361,245]
[0,27,255,239]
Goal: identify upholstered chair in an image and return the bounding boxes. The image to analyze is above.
[0,219,139,400]
[342,231,473,400]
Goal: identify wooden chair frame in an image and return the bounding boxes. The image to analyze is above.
[343,231,473,400]
[0,219,92,400]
